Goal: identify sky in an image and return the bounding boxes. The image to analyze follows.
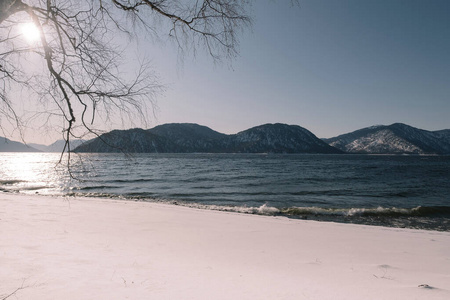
[144,0,450,139]
[4,0,450,144]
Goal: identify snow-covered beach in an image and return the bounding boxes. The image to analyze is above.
[1,193,449,299]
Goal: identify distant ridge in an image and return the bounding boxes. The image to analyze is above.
[75,123,342,154]
[323,123,450,155]
[0,137,39,152]
[30,139,86,152]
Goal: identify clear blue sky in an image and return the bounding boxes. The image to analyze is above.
[7,0,448,144]
[145,0,449,138]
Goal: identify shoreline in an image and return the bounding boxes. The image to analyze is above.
[1,193,450,299]
[15,191,450,232]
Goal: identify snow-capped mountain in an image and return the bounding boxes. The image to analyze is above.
[75,123,342,154]
[323,123,450,154]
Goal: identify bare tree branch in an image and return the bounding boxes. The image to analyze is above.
[1,278,30,300]
[0,0,251,163]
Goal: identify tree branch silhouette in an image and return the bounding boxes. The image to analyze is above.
[0,0,251,159]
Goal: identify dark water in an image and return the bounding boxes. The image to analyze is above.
[1,153,449,231]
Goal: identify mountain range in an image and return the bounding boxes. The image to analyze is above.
[74,123,342,154]
[2,123,450,155]
[0,138,84,153]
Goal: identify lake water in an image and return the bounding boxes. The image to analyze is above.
[1,152,449,231]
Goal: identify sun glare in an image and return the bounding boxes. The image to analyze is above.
[21,22,41,42]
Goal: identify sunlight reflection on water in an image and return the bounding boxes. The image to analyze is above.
[0,153,72,195]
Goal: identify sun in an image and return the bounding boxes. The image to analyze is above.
[21,22,41,42]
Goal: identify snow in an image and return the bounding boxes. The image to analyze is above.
[1,193,450,299]
[343,130,423,154]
